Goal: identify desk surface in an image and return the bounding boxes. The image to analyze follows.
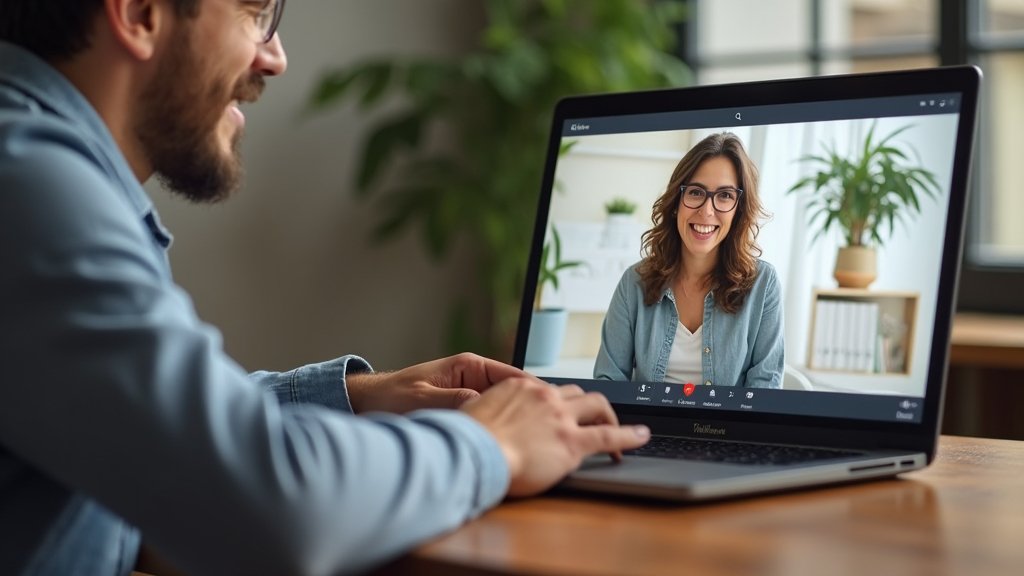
[380,435,1023,576]
[950,312,1024,369]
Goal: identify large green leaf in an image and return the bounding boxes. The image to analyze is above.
[356,108,427,192]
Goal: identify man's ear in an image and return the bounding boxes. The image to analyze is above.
[103,0,170,61]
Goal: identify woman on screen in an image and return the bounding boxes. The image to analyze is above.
[594,132,784,388]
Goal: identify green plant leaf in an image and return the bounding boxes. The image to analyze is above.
[605,197,637,214]
[357,63,394,108]
[404,61,456,100]
[371,185,432,240]
[356,109,427,192]
[542,0,569,18]
[789,121,940,248]
[307,69,361,110]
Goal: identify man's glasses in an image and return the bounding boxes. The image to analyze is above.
[251,0,286,43]
[678,184,743,213]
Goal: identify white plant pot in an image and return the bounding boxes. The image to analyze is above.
[525,309,569,367]
[600,213,634,249]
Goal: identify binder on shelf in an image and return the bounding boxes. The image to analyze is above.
[812,299,829,369]
[836,301,853,371]
[807,289,918,376]
[865,302,880,373]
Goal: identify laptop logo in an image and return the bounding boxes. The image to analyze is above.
[569,122,590,132]
[693,423,727,436]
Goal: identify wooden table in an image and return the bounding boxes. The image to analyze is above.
[950,312,1024,369]
[945,312,1024,439]
[378,436,1024,576]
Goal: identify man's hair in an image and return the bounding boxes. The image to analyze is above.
[0,0,199,61]
[637,132,769,314]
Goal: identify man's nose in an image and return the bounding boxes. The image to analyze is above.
[254,33,287,76]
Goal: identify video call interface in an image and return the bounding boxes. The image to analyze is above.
[524,93,964,424]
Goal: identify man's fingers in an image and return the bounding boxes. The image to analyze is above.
[561,392,644,463]
[421,387,481,409]
[480,358,530,384]
[576,424,651,460]
[557,383,586,398]
[455,354,530,391]
[567,391,620,426]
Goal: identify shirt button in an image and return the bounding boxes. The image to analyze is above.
[704,347,711,354]
[705,380,712,386]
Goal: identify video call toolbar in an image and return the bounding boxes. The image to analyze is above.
[545,378,924,424]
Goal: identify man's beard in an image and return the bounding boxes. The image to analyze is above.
[135,28,264,203]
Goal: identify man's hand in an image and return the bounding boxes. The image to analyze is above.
[346,353,526,414]
[460,378,650,497]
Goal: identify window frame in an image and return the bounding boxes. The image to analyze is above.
[952,0,1024,313]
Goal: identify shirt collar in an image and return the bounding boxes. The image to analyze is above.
[661,284,675,303]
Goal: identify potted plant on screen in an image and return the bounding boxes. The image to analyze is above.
[525,226,583,367]
[787,122,941,288]
[600,197,638,249]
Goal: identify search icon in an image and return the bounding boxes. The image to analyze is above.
[734,112,742,121]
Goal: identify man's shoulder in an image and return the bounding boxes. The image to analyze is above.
[0,103,145,254]
[0,87,118,193]
[0,97,103,169]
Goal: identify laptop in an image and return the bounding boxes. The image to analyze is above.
[513,66,981,501]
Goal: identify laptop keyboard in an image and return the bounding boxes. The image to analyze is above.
[626,436,861,466]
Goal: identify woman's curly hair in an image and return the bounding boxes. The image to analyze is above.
[636,132,768,313]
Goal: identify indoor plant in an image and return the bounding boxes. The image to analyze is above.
[604,197,638,216]
[787,122,941,288]
[525,227,583,366]
[601,196,638,249]
[306,0,689,358]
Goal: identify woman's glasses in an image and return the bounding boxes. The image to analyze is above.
[678,184,743,213]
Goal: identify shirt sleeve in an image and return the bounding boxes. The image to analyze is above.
[252,355,373,413]
[743,262,786,388]
[594,267,638,380]
[0,116,509,575]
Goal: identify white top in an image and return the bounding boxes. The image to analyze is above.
[664,321,703,384]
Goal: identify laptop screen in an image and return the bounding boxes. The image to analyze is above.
[515,69,978,427]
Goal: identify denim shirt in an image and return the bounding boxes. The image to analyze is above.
[0,42,508,576]
[594,260,785,388]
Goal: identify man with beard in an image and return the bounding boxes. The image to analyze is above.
[0,1,651,575]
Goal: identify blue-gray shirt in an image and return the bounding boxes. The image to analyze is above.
[0,42,508,576]
[594,260,785,387]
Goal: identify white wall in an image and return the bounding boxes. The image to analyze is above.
[148,1,485,372]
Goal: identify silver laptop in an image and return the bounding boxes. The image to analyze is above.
[513,66,981,501]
